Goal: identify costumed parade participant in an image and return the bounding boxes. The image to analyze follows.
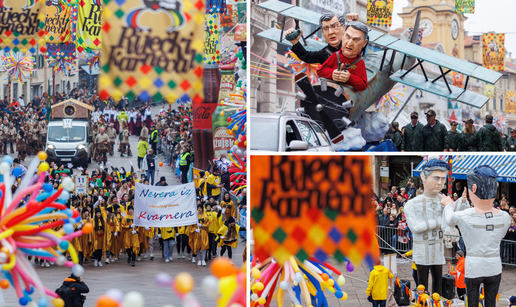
[442,165,511,307]
[404,156,469,295]
[190,205,210,267]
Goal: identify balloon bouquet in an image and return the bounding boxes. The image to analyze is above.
[0,152,91,307]
[94,258,246,307]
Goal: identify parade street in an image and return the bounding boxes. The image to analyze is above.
[1,104,247,307]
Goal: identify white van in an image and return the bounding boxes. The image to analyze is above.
[45,119,93,168]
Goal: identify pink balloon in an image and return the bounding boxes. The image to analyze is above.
[155,272,172,287]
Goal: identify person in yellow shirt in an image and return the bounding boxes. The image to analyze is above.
[197,171,206,199]
[142,226,155,260]
[205,203,223,260]
[189,205,210,267]
[415,285,430,307]
[121,205,140,267]
[206,168,223,202]
[402,250,418,290]
[104,206,120,264]
[159,227,176,262]
[114,204,125,260]
[92,207,107,267]
[366,264,394,307]
[217,216,246,265]
[220,192,237,219]
[175,225,191,260]
[75,209,92,266]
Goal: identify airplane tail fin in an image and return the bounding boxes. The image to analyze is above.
[410,10,421,45]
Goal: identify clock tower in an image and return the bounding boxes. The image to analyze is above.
[399,0,467,59]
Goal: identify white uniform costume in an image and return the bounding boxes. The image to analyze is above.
[443,207,511,278]
[405,195,469,265]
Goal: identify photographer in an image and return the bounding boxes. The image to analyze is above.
[56,274,89,307]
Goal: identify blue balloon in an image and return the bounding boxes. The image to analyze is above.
[63,224,74,234]
[59,241,69,250]
[335,291,343,299]
[13,167,23,178]
[19,297,29,306]
[26,286,34,294]
[3,155,13,165]
[64,208,72,217]
[59,190,70,201]
[75,216,81,223]
[38,297,48,307]
[42,183,53,192]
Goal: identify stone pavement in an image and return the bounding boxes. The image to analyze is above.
[2,104,248,306]
[3,240,246,307]
[270,257,516,307]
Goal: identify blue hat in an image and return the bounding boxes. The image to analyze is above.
[473,165,497,178]
[422,159,451,171]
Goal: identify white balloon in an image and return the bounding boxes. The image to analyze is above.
[250,293,259,301]
[61,177,75,192]
[26,302,37,307]
[56,255,66,266]
[72,264,84,277]
[58,190,70,201]
[0,162,9,174]
[279,281,288,290]
[106,289,124,302]
[294,272,303,283]
[201,276,219,298]
[0,252,7,263]
[123,291,145,307]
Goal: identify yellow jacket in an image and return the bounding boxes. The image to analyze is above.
[160,227,176,240]
[404,250,417,270]
[366,265,394,300]
[206,210,221,233]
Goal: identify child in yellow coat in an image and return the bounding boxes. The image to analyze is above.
[189,205,210,267]
[75,209,92,265]
[175,225,191,260]
[159,227,176,262]
[205,203,222,260]
[217,216,246,264]
[92,207,107,267]
[104,206,120,264]
[121,205,140,267]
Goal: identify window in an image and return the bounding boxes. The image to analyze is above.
[285,120,303,147]
[501,98,504,111]
[296,120,320,147]
[311,123,330,146]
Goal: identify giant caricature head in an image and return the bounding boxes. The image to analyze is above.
[342,21,369,58]
[420,157,451,196]
[467,165,498,202]
[319,13,346,49]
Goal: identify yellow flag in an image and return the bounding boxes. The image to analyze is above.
[0,0,46,53]
[483,33,505,71]
[506,92,516,114]
[77,0,102,53]
[367,0,393,27]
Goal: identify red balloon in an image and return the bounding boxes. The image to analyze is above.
[72,209,79,219]
[159,162,164,167]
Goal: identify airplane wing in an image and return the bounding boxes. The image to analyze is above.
[256,0,326,51]
[367,28,501,108]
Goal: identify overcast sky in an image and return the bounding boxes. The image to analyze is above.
[391,0,516,57]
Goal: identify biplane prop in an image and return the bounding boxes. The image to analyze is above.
[256,1,502,146]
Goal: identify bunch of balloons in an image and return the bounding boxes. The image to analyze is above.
[250,256,355,307]
[0,152,91,307]
[48,58,77,76]
[95,258,245,307]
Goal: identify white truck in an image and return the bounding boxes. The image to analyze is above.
[45,119,93,168]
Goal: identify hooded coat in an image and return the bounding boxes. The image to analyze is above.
[57,277,89,307]
[478,123,503,151]
[366,265,394,300]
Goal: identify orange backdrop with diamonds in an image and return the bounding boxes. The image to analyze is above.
[98,0,205,103]
[251,155,380,265]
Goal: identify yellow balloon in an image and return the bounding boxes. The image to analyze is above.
[220,111,224,116]
[251,267,261,279]
[325,279,334,287]
[258,297,266,305]
[53,298,65,307]
[175,272,194,294]
[254,282,264,291]
[39,162,50,172]
[341,292,348,301]
[38,151,48,160]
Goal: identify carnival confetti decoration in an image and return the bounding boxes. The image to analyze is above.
[99,0,204,103]
[493,112,507,130]
[250,255,352,307]
[206,0,227,14]
[483,33,505,72]
[87,50,101,69]
[2,52,35,84]
[0,152,91,307]
[285,50,319,83]
[376,83,405,111]
[48,58,77,76]
[251,155,380,265]
[77,0,102,53]
[45,43,76,61]
[45,2,73,44]
[455,0,475,14]
[0,0,46,54]
[506,92,516,114]
[367,0,393,27]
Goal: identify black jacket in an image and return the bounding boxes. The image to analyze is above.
[291,42,340,64]
[57,278,89,307]
[221,172,230,192]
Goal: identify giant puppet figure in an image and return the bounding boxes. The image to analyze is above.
[442,165,511,307]
[404,157,469,295]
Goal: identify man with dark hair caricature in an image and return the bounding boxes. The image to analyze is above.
[442,165,511,307]
[404,156,469,295]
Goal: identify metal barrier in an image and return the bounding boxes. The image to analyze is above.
[375,226,516,266]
